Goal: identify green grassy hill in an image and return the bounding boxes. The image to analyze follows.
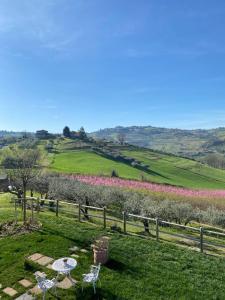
[49,138,225,189]
[1,136,225,189]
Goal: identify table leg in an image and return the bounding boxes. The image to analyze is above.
[68,272,76,286]
[56,272,60,281]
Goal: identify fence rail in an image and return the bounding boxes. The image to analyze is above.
[13,197,225,255]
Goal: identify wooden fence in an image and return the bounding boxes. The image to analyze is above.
[13,197,225,255]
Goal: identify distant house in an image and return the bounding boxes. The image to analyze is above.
[70,131,80,139]
[36,130,52,139]
[0,174,8,192]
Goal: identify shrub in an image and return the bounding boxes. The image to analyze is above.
[111,170,119,177]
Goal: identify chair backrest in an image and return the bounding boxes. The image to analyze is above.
[90,264,101,280]
[35,272,47,290]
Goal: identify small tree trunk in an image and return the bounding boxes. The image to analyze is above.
[23,182,27,224]
[80,198,90,220]
[143,219,150,234]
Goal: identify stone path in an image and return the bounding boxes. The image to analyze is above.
[36,256,53,266]
[2,252,81,298]
[3,287,18,297]
[80,248,89,253]
[28,253,54,266]
[69,246,80,253]
[56,277,77,289]
[47,263,53,270]
[71,254,79,258]
[28,253,43,261]
[18,279,33,288]
[29,285,42,296]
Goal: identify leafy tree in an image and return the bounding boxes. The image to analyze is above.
[79,127,87,140]
[63,126,71,138]
[1,147,41,223]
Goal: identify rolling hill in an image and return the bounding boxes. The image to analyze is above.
[1,136,225,190]
[49,138,225,189]
[91,125,225,159]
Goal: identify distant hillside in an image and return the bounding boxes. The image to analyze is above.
[0,130,23,138]
[48,137,225,189]
[2,135,225,189]
[91,126,225,159]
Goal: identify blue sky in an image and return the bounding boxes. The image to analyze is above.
[1,0,225,132]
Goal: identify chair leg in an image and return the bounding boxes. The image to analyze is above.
[98,278,101,287]
[93,282,96,294]
[54,286,58,297]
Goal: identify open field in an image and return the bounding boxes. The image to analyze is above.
[2,137,225,190]
[2,194,225,299]
[50,150,148,180]
[50,143,225,189]
[122,149,225,189]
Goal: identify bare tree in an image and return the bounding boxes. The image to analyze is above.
[1,147,41,223]
[203,153,225,169]
[29,173,50,198]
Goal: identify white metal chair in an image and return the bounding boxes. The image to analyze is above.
[82,264,101,294]
[35,272,57,300]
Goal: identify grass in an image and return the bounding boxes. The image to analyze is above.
[51,150,147,180]
[122,149,225,189]
[48,138,225,189]
[2,137,225,190]
[2,195,225,299]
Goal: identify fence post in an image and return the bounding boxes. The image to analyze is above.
[56,200,59,217]
[123,211,127,233]
[200,227,204,253]
[103,206,106,229]
[156,218,159,241]
[78,203,81,222]
[31,198,34,221]
[14,198,18,224]
[37,197,40,214]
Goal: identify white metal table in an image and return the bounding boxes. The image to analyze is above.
[52,257,77,283]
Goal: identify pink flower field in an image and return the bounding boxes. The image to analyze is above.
[69,175,225,200]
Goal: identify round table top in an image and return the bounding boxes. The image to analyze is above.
[52,257,77,273]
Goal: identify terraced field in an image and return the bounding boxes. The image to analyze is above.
[50,138,225,189]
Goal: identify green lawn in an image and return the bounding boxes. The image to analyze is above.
[51,150,147,180]
[2,195,225,299]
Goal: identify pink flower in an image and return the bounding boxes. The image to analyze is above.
[66,175,225,199]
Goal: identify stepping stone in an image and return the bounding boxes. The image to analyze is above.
[80,249,89,253]
[33,271,46,278]
[3,287,18,297]
[15,293,34,300]
[18,279,33,288]
[56,277,77,289]
[29,285,42,296]
[28,253,43,262]
[71,254,79,258]
[36,256,54,266]
[69,246,79,253]
[46,264,53,270]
